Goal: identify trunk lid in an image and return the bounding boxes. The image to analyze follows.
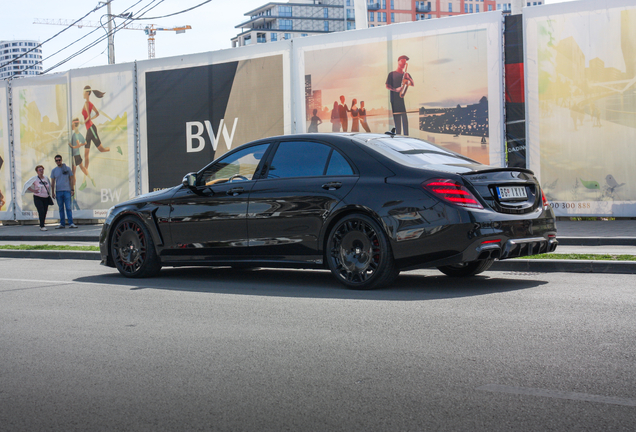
[461,168,541,214]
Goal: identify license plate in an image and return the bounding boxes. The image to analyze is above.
[497,186,527,200]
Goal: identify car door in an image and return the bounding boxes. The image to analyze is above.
[247,140,358,260]
[163,143,270,261]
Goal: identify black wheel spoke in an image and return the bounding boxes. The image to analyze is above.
[111,218,152,275]
[330,218,381,285]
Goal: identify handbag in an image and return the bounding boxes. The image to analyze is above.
[40,179,55,206]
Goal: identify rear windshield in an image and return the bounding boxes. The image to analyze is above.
[362,137,479,168]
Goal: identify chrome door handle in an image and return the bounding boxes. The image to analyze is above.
[322,182,342,190]
[227,187,244,196]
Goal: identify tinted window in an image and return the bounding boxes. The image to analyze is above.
[268,141,331,179]
[364,137,479,168]
[326,150,354,176]
[200,144,269,185]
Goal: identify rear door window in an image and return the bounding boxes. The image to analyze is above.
[326,149,354,176]
[267,141,331,179]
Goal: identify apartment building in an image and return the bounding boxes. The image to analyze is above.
[232,0,349,48]
[232,0,545,47]
[1,40,42,80]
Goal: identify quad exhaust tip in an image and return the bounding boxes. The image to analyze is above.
[476,236,559,260]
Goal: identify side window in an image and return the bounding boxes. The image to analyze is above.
[200,144,269,186]
[268,141,331,179]
[326,150,354,176]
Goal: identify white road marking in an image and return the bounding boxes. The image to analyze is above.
[478,384,636,407]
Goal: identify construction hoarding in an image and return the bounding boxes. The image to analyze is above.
[2,3,636,220]
[525,0,636,216]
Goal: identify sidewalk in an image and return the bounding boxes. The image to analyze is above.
[555,219,636,246]
[0,223,101,261]
[0,219,635,274]
[0,223,101,242]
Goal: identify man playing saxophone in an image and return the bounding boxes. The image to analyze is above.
[385,55,414,135]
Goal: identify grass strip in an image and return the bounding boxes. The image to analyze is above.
[521,253,636,261]
[0,244,99,251]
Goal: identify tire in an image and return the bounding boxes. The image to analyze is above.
[326,214,399,290]
[437,259,494,277]
[111,215,162,278]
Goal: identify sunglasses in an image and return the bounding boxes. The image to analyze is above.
[55,159,62,162]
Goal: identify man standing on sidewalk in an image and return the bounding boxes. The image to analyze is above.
[50,155,77,229]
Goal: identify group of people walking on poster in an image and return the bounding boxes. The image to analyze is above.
[327,96,372,133]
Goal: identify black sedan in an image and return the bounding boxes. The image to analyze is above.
[100,132,557,289]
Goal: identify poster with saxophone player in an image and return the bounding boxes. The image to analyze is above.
[0,82,10,219]
[525,0,636,217]
[297,13,504,166]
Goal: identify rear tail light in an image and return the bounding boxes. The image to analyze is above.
[422,178,484,209]
[481,239,501,245]
[541,189,549,207]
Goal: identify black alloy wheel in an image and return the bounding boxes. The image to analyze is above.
[437,259,494,277]
[326,214,399,290]
[111,216,161,278]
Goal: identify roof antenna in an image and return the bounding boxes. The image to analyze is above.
[384,128,397,138]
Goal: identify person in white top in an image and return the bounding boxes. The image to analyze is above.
[24,165,53,231]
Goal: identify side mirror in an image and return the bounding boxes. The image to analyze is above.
[182,172,197,188]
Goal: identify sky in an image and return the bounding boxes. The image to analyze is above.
[2,0,576,75]
[2,0,267,73]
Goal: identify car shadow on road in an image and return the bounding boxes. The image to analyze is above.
[75,267,549,301]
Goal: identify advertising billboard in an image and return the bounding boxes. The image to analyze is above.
[526,0,636,216]
[294,12,505,166]
[12,64,135,221]
[12,74,68,221]
[137,46,290,192]
[69,64,136,218]
[0,82,10,219]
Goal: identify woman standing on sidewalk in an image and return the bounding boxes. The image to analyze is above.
[23,165,53,231]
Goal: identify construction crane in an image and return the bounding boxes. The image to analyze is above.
[33,18,192,60]
[143,24,191,59]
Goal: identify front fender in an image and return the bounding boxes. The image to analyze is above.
[100,205,164,267]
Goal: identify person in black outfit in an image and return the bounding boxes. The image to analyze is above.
[385,55,414,135]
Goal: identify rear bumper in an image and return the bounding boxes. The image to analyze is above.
[389,205,558,270]
[476,236,558,261]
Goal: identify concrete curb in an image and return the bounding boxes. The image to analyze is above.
[491,259,636,274]
[558,237,636,246]
[0,250,101,260]
[1,250,636,274]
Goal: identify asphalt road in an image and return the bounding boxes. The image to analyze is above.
[1,259,635,431]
